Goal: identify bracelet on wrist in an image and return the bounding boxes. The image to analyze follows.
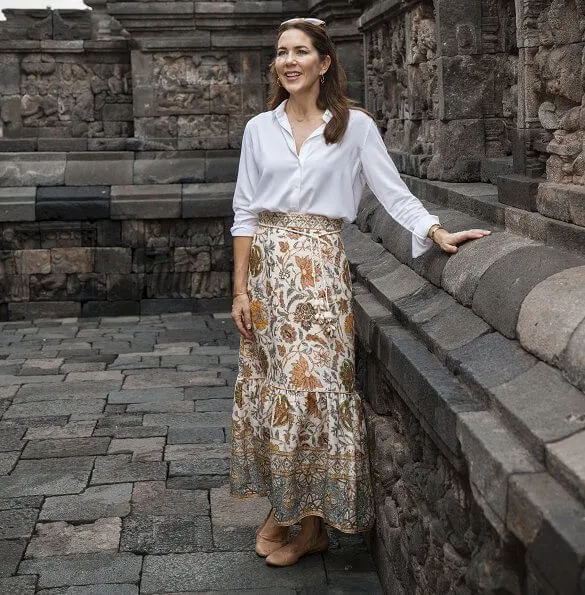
[429,224,445,244]
[232,291,248,298]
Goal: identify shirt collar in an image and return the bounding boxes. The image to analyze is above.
[274,99,332,125]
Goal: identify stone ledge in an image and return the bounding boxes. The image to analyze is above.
[348,230,585,593]
[344,222,585,511]
[355,188,585,390]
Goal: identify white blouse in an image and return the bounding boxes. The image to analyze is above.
[231,100,439,258]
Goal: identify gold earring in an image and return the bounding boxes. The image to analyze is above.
[320,74,325,84]
[277,77,282,86]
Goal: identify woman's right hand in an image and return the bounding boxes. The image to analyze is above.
[231,294,253,340]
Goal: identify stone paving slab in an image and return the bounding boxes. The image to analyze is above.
[0,312,382,593]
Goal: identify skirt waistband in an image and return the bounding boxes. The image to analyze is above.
[258,211,343,233]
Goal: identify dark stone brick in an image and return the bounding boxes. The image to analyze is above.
[205,151,239,183]
[140,298,196,315]
[446,333,538,403]
[497,175,539,212]
[36,186,110,221]
[66,274,107,301]
[95,247,132,274]
[82,301,140,317]
[108,274,144,302]
[29,273,68,301]
[96,220,122,246]
[0,539,27,576]
[471,246,585,339]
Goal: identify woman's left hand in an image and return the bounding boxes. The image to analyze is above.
[433,228,492,254]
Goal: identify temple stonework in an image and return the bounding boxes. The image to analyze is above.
[1,2,585,594]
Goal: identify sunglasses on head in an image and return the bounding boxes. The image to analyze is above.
[280,17,326,27]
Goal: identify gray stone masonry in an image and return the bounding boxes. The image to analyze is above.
[346,181,585,593]
[0,312,383,593]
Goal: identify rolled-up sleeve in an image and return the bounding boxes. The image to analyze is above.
[230,122,259,237]
[360,118,439,258]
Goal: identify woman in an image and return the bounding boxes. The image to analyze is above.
[229,17,490,567]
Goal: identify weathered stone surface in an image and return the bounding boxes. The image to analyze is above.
[0,508,37,539]
[472,246,585,339]
[0,187,36,222]
[110,184,181,219]
[507,473,585,595]
[0,457,94,497]
[0,154,66,187]
[537,182,585,227]
[121,514,212,554]
[517,266,585,367]
[64,153,133,186]
[22,437,110,459]
[24,420,96,440]
[140,552,327,593]
[497,175,539,211]
[26,517,122,557]
[210,484,270,551]
[15,380,120,402]
[490,362,585,456]
[564,317,585,391]
[3,398,105,418]
[134,152,205,184]
[94,248,132,274]
[447,333,538,400]
[19,552,142,589]
[143,412,231,428]
[36,186,110,221]
[0,539,26,577]
[108,437,165,461]
[457,410,543,534]
[40,484,132,522]
[91,454,167,485]
[547,429,585,503]
[441,232,534,305]
[182,183,234,218]
[122,369,225,389]
[131,481,208,516]
[0,574,36,594]
[167,426,225,444]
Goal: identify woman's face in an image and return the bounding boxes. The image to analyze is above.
[275,28,330,96]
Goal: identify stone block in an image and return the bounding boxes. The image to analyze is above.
[0,457,94,497]
[37,138,88,152]
[182,182,234,217]
[442,231,534,305]
[15,379,120,402]
[8,301,81,320]
[91,454,167,485]
[0,508,37,539]
[134,151,205,184]
[120,514,213,554]
[107,274,143,301]
[508,473,585,594]
[0,153,66,187]
[537,182,585,227]
[0,187,36,222]
[517,265,585,367]
[65,152,133,186]
[481,157,514,184]
[472,246,585,339]
[95,248,132,274]
[82,301,140,318]
[108,437,165,461]
[36,186,110,221]
[0,575,36,594]
[101,102,133,121]
[22,437,110,459]
[547,429,585,503]
[457,410,543,535]
[50,248,93,274]
[19,552,142,589]
[497,174,539,212]
[143,412,231,428]
[211,484,270,550]
[0,63,19,94]
[111,184,181,219]
[141,551,327,593]
[26,517,122,558]
[131,481,208,516]
[167,426,225,444]
[435,0,481,55]
[14,250,51,275]
[0,539,26,577]
[204,150,239,182]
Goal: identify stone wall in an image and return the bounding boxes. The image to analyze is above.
[0,10,132,151]
[0,183,234,320]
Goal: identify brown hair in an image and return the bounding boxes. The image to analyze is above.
[268,21,364,144]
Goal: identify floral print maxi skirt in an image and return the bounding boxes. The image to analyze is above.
[230,211,375,533]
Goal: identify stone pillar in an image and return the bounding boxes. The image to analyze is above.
[429,0,517,181]
[514,0,585,227]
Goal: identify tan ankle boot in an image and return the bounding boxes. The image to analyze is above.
[255,508,290,558]
[265,517,328,567]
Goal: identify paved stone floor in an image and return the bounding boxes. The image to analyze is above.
[0,312,383,594]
